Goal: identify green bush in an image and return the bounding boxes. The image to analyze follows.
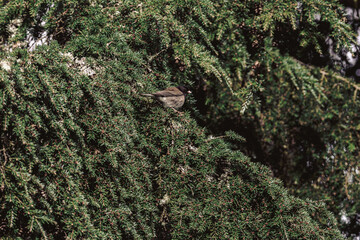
[1,0,356,239]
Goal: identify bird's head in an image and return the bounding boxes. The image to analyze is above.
[177,86,191,95]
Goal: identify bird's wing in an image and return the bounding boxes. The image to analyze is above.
[152,87,183,97]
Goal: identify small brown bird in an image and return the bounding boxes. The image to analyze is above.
[141,86,191,109]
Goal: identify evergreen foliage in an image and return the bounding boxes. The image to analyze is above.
[0,0,357,239]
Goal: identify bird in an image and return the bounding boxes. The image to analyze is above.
[141,86,191,110]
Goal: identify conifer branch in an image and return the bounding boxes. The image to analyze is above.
[293,57,360,91]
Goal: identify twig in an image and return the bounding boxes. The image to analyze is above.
[0,145,8,190]
[280,215,289,240]
[148,49,167,63]
[205,135,226,142]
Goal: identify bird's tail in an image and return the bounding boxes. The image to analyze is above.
[140,93,154,97]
